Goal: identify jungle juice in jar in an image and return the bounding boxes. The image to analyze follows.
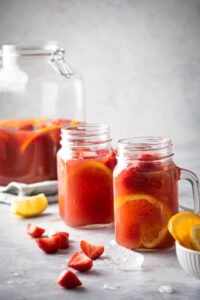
[114,137,180,251]
[0,118,73,185]
[57,124,117,227]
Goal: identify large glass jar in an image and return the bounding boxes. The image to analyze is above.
[0,43,85,185]
[57,123,117,227]
[114,137,200,251]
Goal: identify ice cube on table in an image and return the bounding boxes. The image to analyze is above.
[158,285,174,294]
[102,282,120,290]
[94,240,144,271]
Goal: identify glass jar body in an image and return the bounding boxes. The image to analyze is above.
[0,44,85,185]
[114,138,180,251]
[57,124,117,227]
[0,120,73,185]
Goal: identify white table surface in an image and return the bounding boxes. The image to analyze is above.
[0,203,200,300]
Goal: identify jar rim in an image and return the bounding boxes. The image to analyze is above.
[118,136,172,150]
[117,136,173,159]
[62,123,110,135]
[60,123,112,149]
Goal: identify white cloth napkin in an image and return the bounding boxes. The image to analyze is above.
[0,181,58,204]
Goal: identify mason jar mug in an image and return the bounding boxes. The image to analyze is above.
[114,137,200,251]
[57,123,117,227]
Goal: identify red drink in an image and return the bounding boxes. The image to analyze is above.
[0,118,72,185]
[114,137,180,251]
[57,124,117,227]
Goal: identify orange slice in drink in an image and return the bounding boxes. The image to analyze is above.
[21,125,60,153]
[65,161,113,226]
[70,120,81,125]
[0,118,48,128]
[115,194,171,249]
[168,212,200,249]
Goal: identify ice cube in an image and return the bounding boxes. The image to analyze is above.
[158,285,174,294]
[94,240,144,271]
[103,283,120,290]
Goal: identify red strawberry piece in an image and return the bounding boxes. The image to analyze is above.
[98,149,117,171]
[19,124,34,131]
[36,236,60,253]
[80,240,104,259]
[52,232,69,249]
[121,165,137,189]
[135,153,162,172]
[27,223,45,238]
[58,270,82,289]
[68,252,93,272]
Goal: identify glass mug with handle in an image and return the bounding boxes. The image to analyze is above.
[113,137,200,251]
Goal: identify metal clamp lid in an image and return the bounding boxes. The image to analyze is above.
[49,49,73,78]
[0,42,74,78]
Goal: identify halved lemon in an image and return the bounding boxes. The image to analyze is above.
[168,212,200,249]
[115,194,171,249]
[191,224,200,251]
[10,193,48,217]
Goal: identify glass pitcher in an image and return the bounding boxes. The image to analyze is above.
[0,42,85,185]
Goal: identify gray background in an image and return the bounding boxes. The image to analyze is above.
[0,0,200,174]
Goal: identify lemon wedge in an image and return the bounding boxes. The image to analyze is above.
[10,193,48,217]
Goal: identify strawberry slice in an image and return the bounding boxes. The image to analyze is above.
[27,223,45,238]
[36,236,60,253]
[52,232,69,249]
[58,270,82,289]
[19,123,34,131]
[68,252,93,272]
[80,240,104,259]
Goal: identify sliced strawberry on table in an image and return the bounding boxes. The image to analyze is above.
[68,251,93,272]
[36,236,60,253]
[52,232,69,249]
[58,270,82,289]
[80,240,104,259]
[27,223,45,238]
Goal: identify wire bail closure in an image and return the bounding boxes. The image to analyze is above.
[49,49,73,78]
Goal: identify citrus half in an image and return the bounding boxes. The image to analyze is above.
[168,212,200,249]
[115,194,171,249]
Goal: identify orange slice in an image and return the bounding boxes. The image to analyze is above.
[10,193,48,217]
[65,161,113,226]
[115,194,171,249]
[70,120,81,125]
[21,125,60,153]
[190,224,200,251]
[168,212,200,249]
[0,118,48,128]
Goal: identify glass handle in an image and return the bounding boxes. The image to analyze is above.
[179,168,200,214]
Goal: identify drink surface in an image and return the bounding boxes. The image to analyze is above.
[0,118,72,185]
[114,153,180,251]
[57,149,117,227]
